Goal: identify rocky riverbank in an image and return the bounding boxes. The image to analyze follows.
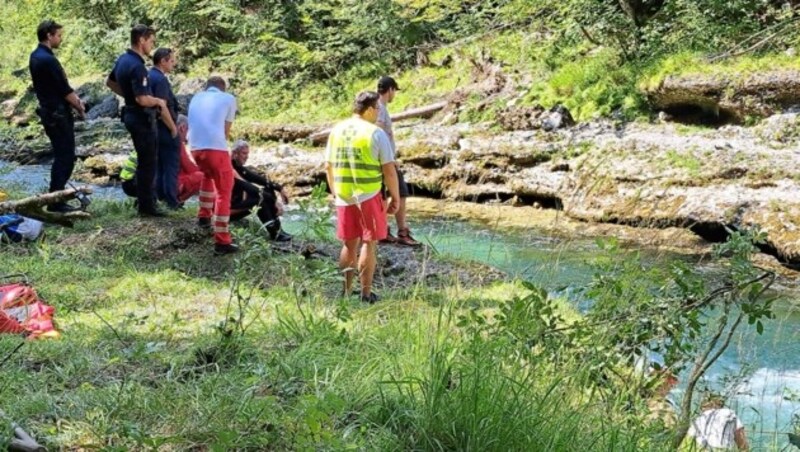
[5,81,800,265]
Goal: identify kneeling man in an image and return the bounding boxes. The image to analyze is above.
[230,140,292,242]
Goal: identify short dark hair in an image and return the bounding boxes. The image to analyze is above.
[37,19,62,42]
[206,76,226,91]
[353,91,380,115]
[377,76,400,94]
[130,24,156,47]
[153,48,173,66]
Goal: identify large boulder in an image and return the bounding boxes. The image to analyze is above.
[175,77,205,96]
[2,88,36,127]
[175,94,192,114]
[75,81,111,112]
[174,78,205,115]
[496,104,575,131]
[86,95,119,120]
[1,98,19,121]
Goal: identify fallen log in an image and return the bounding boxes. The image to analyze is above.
[0,187,93,227]
[309,101,449,145]
[237,123,320,143]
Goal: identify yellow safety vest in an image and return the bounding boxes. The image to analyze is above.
[119,151,137,181]
[328,118,383,201]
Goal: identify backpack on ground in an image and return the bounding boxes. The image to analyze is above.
[0,214,43,243]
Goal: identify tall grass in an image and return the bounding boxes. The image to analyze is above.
[0,194,792,449]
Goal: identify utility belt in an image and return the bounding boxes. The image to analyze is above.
[36,102,71,120]
[121,105,156,120]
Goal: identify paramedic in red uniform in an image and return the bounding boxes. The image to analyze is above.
[187,76,239,255]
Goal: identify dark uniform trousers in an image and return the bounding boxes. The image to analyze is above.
[231,184,282,236]
[37,104,76,193]
[156,124,180,207]
[122,108,158,210]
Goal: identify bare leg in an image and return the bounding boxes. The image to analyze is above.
[359,240,377,296]
[340,239,360,295]
[395,197,408,230]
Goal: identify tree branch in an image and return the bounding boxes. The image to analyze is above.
[674,303,732,448]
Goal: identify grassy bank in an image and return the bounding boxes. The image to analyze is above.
[0,195,692,450]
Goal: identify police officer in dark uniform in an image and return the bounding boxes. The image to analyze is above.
[29,19,86,212]
[149,48,181,209]
[106,24,177,217]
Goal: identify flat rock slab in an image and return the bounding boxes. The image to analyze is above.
[646,70,800,121]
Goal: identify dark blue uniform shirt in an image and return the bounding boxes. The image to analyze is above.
[29,44,74,110]
[148,67,177,121]
[109,49,151,108]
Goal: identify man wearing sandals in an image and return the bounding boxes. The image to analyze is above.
[325,92,399,303]
[376,76,421,247]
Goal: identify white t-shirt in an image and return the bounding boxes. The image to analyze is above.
[687,408,743,449]
[187,87,237,151]
[376,100,396,154]
[325,118,395,206]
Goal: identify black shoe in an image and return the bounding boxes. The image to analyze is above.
[360,292,380,304]
[271,230,293,242]
[198,217,212,230]
[214,243,239,255]
[47,203,79,213]
[138,208,168,218]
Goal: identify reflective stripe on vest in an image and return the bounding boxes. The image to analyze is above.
[119,151,138,181]
[328,118,382,201]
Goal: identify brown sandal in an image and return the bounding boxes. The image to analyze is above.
[397,228,422,247]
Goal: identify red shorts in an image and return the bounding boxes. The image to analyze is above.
[336,194,387,242]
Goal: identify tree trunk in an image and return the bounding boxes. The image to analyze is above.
[309,101,449,145]
[0,187,93,227]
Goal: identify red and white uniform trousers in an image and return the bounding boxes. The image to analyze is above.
[192,149,234,245]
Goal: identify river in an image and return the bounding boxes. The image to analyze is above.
[3,161,800,449]
[408,216,800,449]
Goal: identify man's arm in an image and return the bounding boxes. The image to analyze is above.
[64,92,85,119]
[225,121,232,140]
[375,120,394,143]
[106,77,123,96]
[106,68,123,96]
[325,162,336,199]
[50,61,85,118]
[151,76,178,136]
[240,165,279,190]
[133,95,176,137]
[225,97,237,140]
[382,162,399,215]
[376,105,396,156]
[237,176,261,197]
[734,427,748,451]
[373,128,398,213]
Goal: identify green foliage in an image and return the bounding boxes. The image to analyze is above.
[3,0,800,123]
[529,48,644,120]
[295,182,333,241]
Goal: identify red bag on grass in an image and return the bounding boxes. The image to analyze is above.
[0,281,59,339]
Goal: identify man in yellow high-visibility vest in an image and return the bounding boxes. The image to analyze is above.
[325,91,400,303]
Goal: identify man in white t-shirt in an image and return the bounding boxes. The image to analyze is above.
[376,76,421,247]
[686,394,748,451]
[187,76,239,254]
